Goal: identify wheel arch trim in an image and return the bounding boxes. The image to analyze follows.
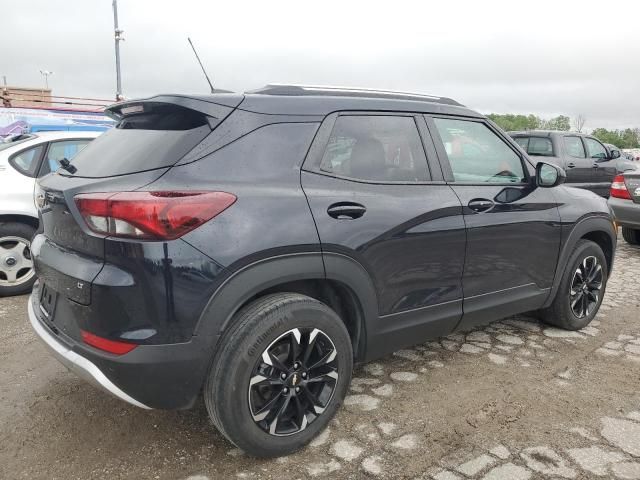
[194,252,378,360]
[543,215,616,308]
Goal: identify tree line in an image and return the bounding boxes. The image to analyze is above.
[487,113,640,149]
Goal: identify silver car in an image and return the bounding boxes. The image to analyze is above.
[609,172,640,244]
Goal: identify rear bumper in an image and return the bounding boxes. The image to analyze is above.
[28,295,151,409]
[28,286,213,410]
[609,197,640,229]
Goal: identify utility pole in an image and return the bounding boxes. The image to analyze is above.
[112,0,124,101]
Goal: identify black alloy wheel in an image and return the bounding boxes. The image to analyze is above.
[248,327,339,436]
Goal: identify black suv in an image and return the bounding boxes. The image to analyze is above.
[509,130,637,197]
[29,85,616,457]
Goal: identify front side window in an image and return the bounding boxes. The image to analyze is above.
[433,118,526,183]
[40,139,91,176]
[319,115,429,182]
[584,137,607,159]
[564,136,586,158]
[9,145,44,176]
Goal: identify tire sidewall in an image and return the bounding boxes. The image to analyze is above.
[210,297,352,457]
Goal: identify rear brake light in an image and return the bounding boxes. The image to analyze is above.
[610,175,632,200]
[81,330,137,355]
[74,191,236,240]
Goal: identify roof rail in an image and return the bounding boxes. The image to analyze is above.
[246,84,463,107]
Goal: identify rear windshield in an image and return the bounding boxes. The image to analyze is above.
[63,103,211,178]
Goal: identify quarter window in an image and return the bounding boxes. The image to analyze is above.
[8,145,45,177]
[432,118,526,183]
[564,136,586,158]
[584,137,608,159]
[319,115,429,182]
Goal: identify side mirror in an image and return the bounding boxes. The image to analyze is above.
[610,149,621,160]
[536,161,566,188]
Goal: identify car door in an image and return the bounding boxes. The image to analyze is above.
[301,113,466,353]
[561,135,594,189]
[426,116,562,329]
[584,136,616,197]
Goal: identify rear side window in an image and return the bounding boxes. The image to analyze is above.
[319,115,429,182]
[65,103,211,178]
[527,137,554,156]
[9,145,45,177]
[564,136,586,158]
[512,136,554,156]
[433,118,526,183]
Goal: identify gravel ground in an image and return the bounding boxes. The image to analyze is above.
[1,239,640,480]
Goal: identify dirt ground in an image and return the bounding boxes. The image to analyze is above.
[1,240,640,480]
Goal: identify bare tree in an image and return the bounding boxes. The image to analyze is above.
[573,114,586,133]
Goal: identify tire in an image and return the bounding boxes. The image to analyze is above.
[539,239,607,330]
[622,227,640,245]
[204,293,353,457]
[0,222,37,297]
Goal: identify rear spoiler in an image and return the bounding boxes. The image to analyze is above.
[105,94,245,122]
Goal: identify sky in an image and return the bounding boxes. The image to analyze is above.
[3,0,640,130]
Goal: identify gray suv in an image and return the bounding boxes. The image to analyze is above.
[509,130,637,197]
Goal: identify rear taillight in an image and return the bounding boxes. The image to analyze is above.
[74,191,236,240]
[81,330,137,355]
[610,175,632,200]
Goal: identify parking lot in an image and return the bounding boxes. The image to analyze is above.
[0,239,638,479]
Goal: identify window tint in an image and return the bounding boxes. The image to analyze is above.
[513,137,529,150]
[9,145,44,176]
[512,136,553,156]
[584,137,607,159]
[40,139,91,176]
[527,137,554,156]
[433,118,526,183]
[319,116,429,182]
[564,136,586,158]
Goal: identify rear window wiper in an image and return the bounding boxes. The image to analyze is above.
[59,158,77,174]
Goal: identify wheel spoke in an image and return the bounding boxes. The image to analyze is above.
[302,328,320,366]
[251,390,284,422]
[581,292,589,317]
[20,257,33,269]
[4,269,18,283]
[301,385,326,415]
[269,395,291,435]
[288,328,302,364]
[262,350,288,373]
[249,374,283,388]
[587,263,601,283]
[292,395,308,431]
[307,369,339,384]
[308,348,337,370]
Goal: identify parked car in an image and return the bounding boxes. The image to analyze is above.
[606,144,637,164]
[0,131,100,296]
[609,172,640,244]
[509,130,636,197]
[29,86,616,457]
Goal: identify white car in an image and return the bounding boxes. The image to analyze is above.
[0,131,101,296]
